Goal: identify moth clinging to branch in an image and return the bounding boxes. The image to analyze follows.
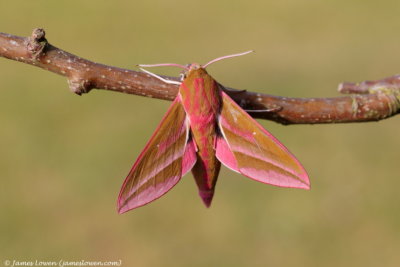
[117,51,310,213]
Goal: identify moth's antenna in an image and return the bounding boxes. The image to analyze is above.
[138,63,189,70]
[139,68,181,85]
[137,62,187,85]
[202,50,254,68]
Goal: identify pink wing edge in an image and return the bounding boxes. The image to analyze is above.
[215,91,310,190]
[117,97,197,213]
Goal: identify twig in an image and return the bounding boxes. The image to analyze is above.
[1,28,399,125]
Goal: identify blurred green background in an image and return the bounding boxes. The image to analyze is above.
[1,1,399,266]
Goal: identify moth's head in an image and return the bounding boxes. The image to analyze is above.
[180,63,205,80]
[188,63,201,71]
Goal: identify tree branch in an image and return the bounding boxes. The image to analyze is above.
[1,28,399,125]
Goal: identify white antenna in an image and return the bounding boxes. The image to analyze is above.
[139,68,181,85]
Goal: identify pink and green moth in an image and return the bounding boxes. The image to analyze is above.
[117,51,310,213]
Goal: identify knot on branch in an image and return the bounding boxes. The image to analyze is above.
[67,76,93,95]
[339,78,400,117]
[26,28,48,60]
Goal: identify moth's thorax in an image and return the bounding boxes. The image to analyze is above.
[178,67,221,117]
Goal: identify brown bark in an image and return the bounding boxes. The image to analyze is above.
[1,28,399,125]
